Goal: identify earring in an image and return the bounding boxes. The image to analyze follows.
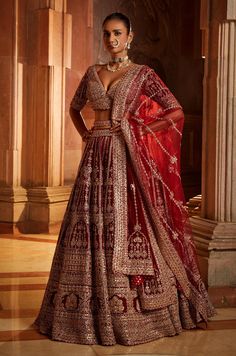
[125,42,131,50]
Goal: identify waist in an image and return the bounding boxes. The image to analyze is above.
[94,110,111,129]
[94,110,111,121]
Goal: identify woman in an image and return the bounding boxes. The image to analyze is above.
[34,12,215,345]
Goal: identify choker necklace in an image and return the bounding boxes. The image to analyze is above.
[111,55,129,63]
[106,57,131,72]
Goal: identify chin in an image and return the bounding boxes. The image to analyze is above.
[108,48,124,56]
[107,47,118,52]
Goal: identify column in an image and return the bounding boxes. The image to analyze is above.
[0,0,28,233]
[22,0,72,232]
[0,0,73,233]
[190,0,236,306]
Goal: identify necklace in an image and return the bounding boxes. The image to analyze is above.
[111,55,129,63]
[106,58,131,72]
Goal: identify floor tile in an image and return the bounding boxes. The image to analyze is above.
[0,289,44,309]
[0,317,35,332]
[0,238,55,273]
[211,307,236,320]
[0,339,97,356]
[108,354,176,356]
[0,277,48,286]
[92,329,236,356]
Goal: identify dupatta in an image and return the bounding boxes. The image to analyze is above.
[110,64,215,321]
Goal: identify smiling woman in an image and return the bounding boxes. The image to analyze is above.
[34,12,215,346]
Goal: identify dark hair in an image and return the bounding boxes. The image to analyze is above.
[102,12,131,34]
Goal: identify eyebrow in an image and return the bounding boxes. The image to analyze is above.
[103,29,123,32]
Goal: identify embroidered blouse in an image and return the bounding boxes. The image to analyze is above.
[71,65,118,111]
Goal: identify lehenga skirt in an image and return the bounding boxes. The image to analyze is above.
[34,120,191,345]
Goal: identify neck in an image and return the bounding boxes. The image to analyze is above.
[111,55,128,63]
[111,51,128,61]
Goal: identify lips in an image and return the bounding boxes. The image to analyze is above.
[107,44,118,49]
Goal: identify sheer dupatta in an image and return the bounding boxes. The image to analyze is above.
[111,65,215,322]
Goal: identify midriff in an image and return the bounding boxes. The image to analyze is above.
[94,110,111,121]
[93,110,112,129]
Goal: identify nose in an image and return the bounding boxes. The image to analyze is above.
[109,33,116,42]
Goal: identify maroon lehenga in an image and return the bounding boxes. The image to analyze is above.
[34,64,215,345]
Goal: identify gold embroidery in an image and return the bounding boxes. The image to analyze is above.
[35,65,215,346]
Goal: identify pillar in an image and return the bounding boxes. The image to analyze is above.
[0,0,28,233]
[190,0,236,306]
[0,0,92,233]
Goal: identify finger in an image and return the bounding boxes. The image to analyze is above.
[110,126,121,132]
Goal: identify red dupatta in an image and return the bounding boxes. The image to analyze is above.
[111,64,215,321]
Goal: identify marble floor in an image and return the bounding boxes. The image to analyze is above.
[0,234,236,356]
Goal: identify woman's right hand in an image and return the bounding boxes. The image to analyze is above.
[82,129,92,141]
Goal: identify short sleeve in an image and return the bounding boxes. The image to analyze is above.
[70,68,89,111]
[144,68,182,113]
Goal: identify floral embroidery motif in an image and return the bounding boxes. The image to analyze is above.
[62,292,81,311]
[109,295,127,314]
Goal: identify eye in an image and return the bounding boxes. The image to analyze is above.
[114,31,122,36]
[103,31,110,38]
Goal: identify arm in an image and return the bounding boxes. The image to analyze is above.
[143,69,184,132]
[69,107,90,139]
[70,68,90,139]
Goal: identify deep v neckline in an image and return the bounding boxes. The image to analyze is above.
[93,64,134,93]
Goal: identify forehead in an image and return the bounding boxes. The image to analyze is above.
[103,19,127,31]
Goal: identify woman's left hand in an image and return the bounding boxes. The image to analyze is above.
[110,124,121,133]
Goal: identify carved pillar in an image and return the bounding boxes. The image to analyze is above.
[0,0,28,233]
[191,0,236,305]
[0,0,73,233]
[22,1,72,232]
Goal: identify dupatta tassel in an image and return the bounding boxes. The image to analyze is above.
[130,275,145,288]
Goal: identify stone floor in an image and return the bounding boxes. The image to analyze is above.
[0,234,236,356]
